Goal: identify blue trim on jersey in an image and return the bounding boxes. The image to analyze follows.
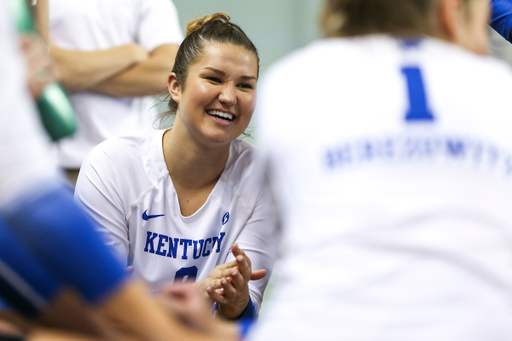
[237,297,258,322]
[490,0,512,42]
[238,319,256,340]
[0,216,62,318]
[212,297,258,322]
[402,67,435,122]
[3,184,127,304]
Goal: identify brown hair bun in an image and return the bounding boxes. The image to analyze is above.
[186,13,231,37]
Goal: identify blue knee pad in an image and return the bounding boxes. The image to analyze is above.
[2,184,127,304]
[0,216,61,318]
[490,0,512,42]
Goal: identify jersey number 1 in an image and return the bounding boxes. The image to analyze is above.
[401,66,435,122]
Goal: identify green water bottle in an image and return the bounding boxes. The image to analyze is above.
[9,0,77,141]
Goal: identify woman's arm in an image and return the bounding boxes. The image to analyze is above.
[210,179,279,320]
[50,45,148,93]
[89,44,178,97]
[74,150,130,265]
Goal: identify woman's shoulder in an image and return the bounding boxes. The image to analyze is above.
[227,139,261,167]
[81,130,164,179]
[224,139,266,187]
[77,130,165,209]
[88,130,159,161]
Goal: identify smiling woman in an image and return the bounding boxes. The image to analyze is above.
[167,42,258,149]
[74,13,277,322]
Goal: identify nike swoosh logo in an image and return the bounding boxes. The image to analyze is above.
[142,210,165,221]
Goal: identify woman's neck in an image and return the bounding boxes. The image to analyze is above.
[162,124,230,191]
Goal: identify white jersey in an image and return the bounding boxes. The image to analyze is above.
[74,130,278,309]
[0,3,59,209]
[49,0,183,168]
[250,36,512,340]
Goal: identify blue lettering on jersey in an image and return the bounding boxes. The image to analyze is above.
[402,67,435,122]
[155,234,168,256]
[324,134,512,180]
[180,239,192,259]
[401,38,422,48]
[202,238,212,257]
[222,212,230,225]
[193,240,204,259]
[215,232,225,253]
[143,232,226,260]
[446,139,465,158]
[143,232,158,253]
[167,238,179,259]
[142,210,165,221]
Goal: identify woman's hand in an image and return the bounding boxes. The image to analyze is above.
[206,244,266,319]
[194,257,239,299]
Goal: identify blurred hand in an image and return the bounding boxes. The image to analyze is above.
[20,34,56,98]
[158,282,215,332]
[158,283,239,340]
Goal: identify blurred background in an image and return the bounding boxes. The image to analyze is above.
[174,1,512,73]
[174,0,324,75]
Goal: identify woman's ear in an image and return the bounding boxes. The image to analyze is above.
[437,0,462,42]
[168,72,181,104]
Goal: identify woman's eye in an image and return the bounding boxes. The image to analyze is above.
[238,83,254,90]
[207,77,222,83]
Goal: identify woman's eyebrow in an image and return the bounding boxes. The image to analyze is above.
[204,67,256,80]
[205,67,225,75]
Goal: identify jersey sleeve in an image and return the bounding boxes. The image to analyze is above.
[490,0,512,42]
[225,175,279,311]
[136,0,183,52]
[74,146,131,266]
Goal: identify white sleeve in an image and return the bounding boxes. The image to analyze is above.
[74,147,130,266]
[0,3,59,209]
[137,0,183,52]
[225,178,279,311]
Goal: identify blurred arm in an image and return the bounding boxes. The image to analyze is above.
[89,43,178,97]
[50,44,148,93]
[31,0,48,42]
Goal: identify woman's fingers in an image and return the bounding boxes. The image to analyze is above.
[214,259,238,272]
[220,277,237,298]
[235,254,252,281]
[250,269,267,281]
[228,267,245,290]
[206,285,228,305]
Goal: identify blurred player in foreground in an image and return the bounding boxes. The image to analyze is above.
[0,2,240,341]
[75,13,277,321]
[490,0,512,41]
[249,0,512,340]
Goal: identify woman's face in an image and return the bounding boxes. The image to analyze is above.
[170,43,258,148]
[455,0,489,55]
